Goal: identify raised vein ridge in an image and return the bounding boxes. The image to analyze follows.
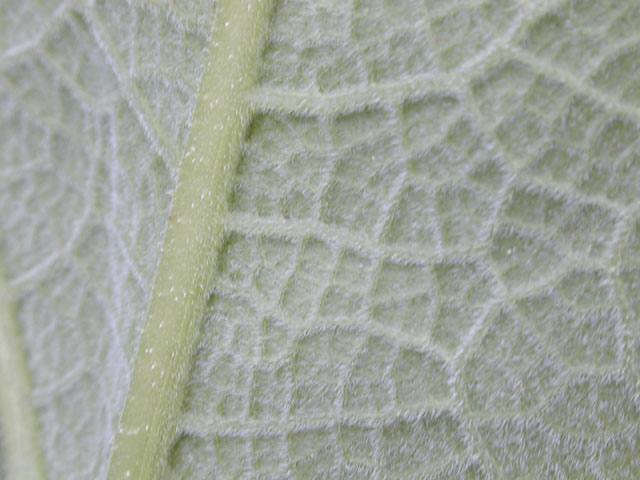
[106,1,274,478]
[0,257,45,480]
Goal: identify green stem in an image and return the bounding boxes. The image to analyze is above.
[0,258,46,480]
[106,1,274,478]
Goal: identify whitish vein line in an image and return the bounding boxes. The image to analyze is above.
[228,213,489,271]
[106,1,275,479]
[85,8,180,164]
[247,4,526,118]
[0,0,70,68]
[515,48,640,122]
[182,401,455,440]
[0,258,46,480]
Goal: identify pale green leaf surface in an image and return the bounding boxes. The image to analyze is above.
[0,0,212,478]
[1,0,640,479]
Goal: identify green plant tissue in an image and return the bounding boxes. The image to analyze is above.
[0,0,639,478]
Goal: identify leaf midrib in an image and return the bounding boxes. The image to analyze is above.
[106,1,275,478]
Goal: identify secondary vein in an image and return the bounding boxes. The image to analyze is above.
[0,257,46,480]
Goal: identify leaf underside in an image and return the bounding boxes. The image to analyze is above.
[0,259,45,479]
[1,0,640,479]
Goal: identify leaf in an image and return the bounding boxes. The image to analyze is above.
[0,1,211,477]
[0,259,45,479]
[107,1,274,478]
[1,0,640,479]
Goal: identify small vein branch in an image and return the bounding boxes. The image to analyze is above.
[85,8,180,164]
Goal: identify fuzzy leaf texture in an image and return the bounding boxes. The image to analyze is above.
[1,0,640,479]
